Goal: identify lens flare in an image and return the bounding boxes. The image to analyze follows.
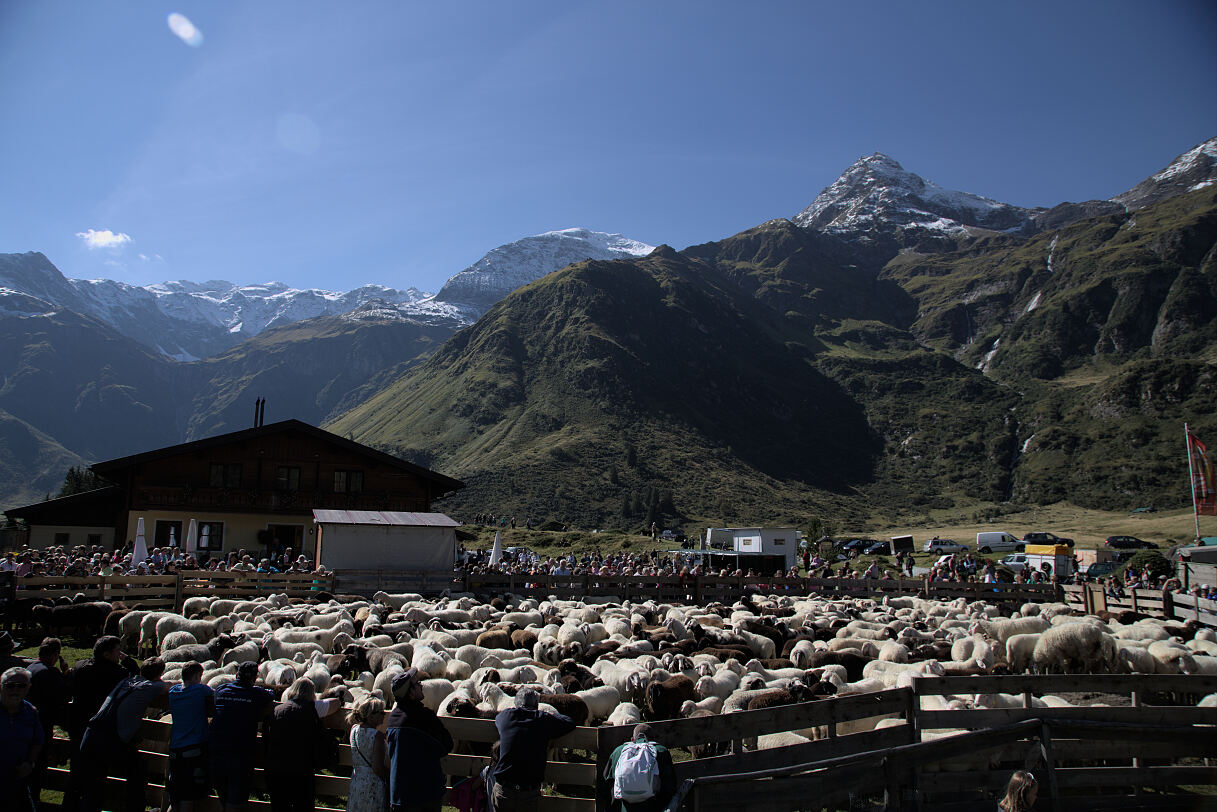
[167,13,204,47]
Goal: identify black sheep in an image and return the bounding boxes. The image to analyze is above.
[540,693,589,726]
[31,601,113,638]
[806,649,872,683]
[644,674,696,721]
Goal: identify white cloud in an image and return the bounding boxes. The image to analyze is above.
[138,253,165,262]
[76,229,133,250]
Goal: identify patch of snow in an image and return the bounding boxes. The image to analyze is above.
[1191,179,1215,191]
[1024,292,1043,314]
[1046,236,1058,274]
[1150,138,1217,183]
[1021,434,1037,454]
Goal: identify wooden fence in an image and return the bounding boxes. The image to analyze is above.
[453,572,1063,607]
[32,673,1217,812]
[42,711,598,812]
[668,673,1217,812]
[2,571,336,615]
[1062,583,1217,627]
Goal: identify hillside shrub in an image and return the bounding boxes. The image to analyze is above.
[1125,549,1172,581]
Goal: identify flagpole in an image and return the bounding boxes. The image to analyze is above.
[1187,422,1201,542]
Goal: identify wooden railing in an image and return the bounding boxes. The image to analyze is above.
[1062,582,1217,626]
[3,571,336,614]
[668,674,1217,812]
[454,572,1062,606]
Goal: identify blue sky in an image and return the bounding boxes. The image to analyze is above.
[1,1,1214,294]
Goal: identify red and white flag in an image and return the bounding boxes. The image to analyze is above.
[1188,431,1217,516]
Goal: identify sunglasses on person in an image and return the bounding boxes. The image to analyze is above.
[3,681,30,690]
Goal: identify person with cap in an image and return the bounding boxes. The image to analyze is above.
[209,661,275,812]
[603,723,677,812]
[384,667,453,812]
[489,688,576,812]
[0,630,32,673]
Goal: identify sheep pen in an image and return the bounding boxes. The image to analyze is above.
[7,584,1216,811]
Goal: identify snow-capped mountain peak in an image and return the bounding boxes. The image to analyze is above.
[794,153,1034,239]
[434,227,655,311]
[1112,136,1217,211]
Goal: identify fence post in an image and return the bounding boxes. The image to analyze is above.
[173,572,184,611]
[1131,589,1139,613]
[1039,722,1060,812]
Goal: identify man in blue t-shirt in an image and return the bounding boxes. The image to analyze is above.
[169,662,215,812]
[209,661,274,812]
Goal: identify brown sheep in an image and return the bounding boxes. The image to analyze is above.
[510,628,539,651]
[745,679,837,711]
[475,626,514,650]
[645,674,696,721]
[540,693,589,726]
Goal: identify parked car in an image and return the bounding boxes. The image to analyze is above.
[975,531,1023,554]
[1085,560,1124,580]
[1000,553,1028,573]
[923,538,968,554]
[1131,506,1156,514]
[1021,531,1074,548]
[862,541,890,555]
[840,538,878,553]
[1104,535,1156,550]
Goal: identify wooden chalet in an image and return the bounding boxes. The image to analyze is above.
[12,419,463,559]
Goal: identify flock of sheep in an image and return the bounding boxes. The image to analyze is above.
[45,587,1214,751]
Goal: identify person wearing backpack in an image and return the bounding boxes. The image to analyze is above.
[604,724,676,812]
[78,657,172,812]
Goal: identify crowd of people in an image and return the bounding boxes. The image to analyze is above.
[0,631,657,812]
[0,545,329,580]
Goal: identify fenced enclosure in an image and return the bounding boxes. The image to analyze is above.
[32,674,1217,812]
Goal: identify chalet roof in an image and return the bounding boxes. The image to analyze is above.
[90,419,464,494]
[4,486,125,524]
[313,510,460,527]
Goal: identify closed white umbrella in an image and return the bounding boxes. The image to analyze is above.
[133,517,149,564]
[169,527,177,548]
[489,530,503,566]
[184,519,198,553]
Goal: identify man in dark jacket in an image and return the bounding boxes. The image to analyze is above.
[26,637,68,810]
[490,688,576,812]
[384,668,453,812]
[78,657,171,812]
[64,636,138,812]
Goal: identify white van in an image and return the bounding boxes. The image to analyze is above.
[975,531,1023,554]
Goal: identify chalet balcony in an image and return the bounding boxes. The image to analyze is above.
[134,486,427,514]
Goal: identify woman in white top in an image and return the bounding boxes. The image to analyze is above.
[346,696,388,812]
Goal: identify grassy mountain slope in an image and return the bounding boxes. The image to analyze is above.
[183,313,459,438]
[330,191,1217,529]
